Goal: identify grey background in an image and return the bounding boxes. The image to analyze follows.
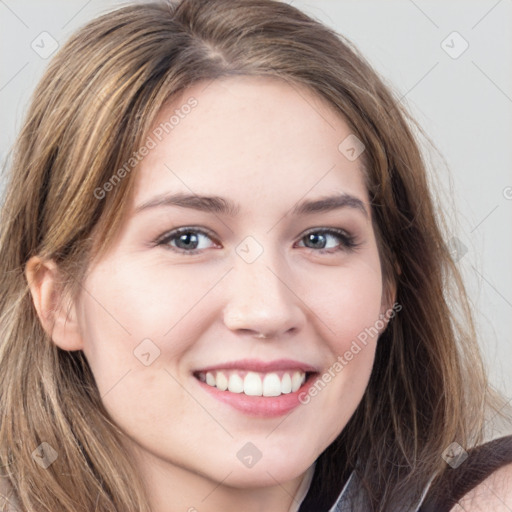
[1,0,511,398]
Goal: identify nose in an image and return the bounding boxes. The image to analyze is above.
[222,249,306,339]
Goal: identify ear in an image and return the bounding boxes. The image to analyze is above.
[24,256,83,351]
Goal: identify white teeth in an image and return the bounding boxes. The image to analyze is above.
[263,373,282,396]
[281,373,292,394]
[199,369,307,396]
[244,372,263,396]
[291,371,303,392]
[228,373,244,393]
[216,371,228,391]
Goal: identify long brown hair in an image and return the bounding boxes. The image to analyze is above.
[0,1,509,510]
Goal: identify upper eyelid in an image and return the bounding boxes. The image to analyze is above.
[157,226,352,239]
[156,226,215,243]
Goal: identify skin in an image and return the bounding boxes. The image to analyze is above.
[450,463,512,511]
[26,76,396,512]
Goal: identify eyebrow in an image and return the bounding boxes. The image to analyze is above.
[134,192,368,218]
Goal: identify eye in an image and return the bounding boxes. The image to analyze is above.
[154,226,359,256]
[155,227,218,254]
[295,228,359,254]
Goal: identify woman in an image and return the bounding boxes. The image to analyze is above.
[0,1,511,511]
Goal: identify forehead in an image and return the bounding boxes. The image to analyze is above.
[130,76,369,215]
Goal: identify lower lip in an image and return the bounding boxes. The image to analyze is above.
[194,374,318,418]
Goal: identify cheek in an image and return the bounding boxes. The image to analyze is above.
[76,255,233,423]
[306,254,384,351]
[295,254,384,438]
[77,275,195,436]
[78,256,211,361]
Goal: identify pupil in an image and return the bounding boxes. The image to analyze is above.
[308,233,325,248]
[178,232,198,249]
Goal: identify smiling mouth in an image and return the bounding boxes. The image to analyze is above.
[193,369,317,397]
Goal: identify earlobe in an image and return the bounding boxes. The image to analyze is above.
[24,256,84,351]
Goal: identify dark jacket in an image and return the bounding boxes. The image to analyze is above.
[298,434,512,512]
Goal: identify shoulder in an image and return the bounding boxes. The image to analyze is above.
[419,434,512,512]
[450,462,512,511]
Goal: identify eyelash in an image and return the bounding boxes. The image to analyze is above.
[154,226,360,256]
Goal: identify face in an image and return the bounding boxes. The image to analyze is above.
[75,76,391,490]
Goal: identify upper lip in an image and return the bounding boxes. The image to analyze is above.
[194,358,320,374]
